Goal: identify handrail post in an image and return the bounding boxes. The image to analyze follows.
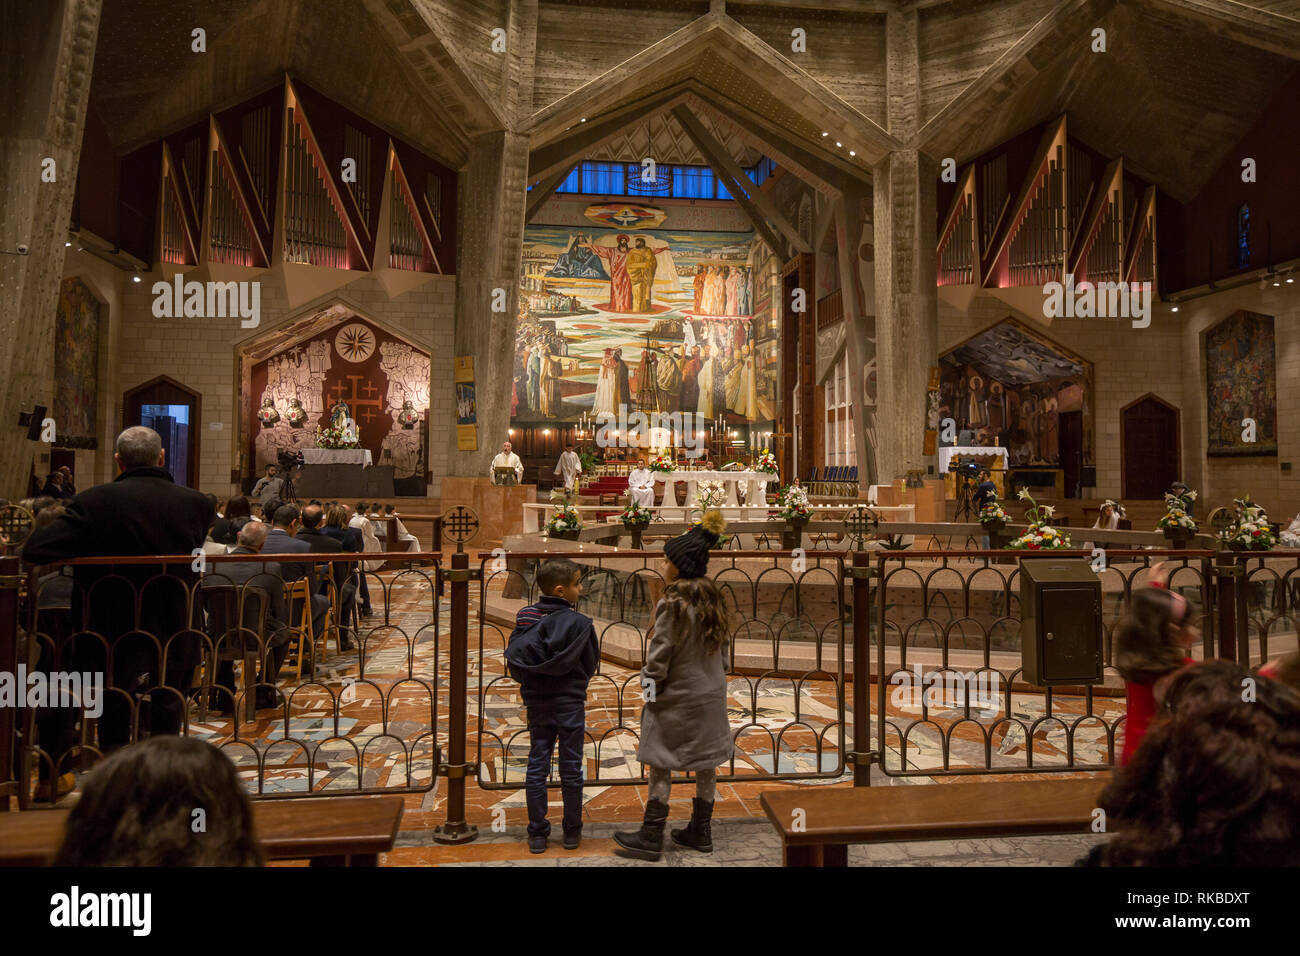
[0,556,21,806]
[433,548,478,844]
[1213,548,1239,662]
[850,550,872,787]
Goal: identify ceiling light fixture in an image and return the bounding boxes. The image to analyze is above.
[821,131,828,137]
[849,150,856,157]
[1171,306,1179,313]
[132,275,141,283]
[835,141,842,148]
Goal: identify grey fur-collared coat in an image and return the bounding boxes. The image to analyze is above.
[636,596,732,771]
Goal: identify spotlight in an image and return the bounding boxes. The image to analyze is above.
[1288,275,1295,284]
[835,141,842,148]
[1171,306,1179,313]
[64,241,71,247]
[132,275,141,283]
[849,150,856,157]
[821,132,828,137]
[1274,277,1281,287]
[580,117,586,123]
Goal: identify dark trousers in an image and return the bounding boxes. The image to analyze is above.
[524,701,586,837]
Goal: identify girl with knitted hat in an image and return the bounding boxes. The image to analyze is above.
[615,509,732,861]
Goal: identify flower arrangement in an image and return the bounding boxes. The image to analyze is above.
[314,421,360,450]
[648,451,676,474]
[1007,489,1071,550]
[545,503,582,535]
[1157,492,1198,534]
[1223,495,1276,550]
[695,480,727,509]
[778,484,811,523]
[753,448,778,476]
[978,498,1009,527]
[619,500,653,527]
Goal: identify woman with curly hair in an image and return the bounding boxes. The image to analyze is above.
[1083,660,1300,866]
[54,736,263,866]
[615,509,731,862]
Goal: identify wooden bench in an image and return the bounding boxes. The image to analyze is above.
[760,776,1109,867]
[0,794,404,867]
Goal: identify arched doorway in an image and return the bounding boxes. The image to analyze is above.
[1121,394,1180,500]
[122,376,202,487]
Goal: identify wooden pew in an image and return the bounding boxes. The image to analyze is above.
[760,776,1109,866]
[0,794,404,867]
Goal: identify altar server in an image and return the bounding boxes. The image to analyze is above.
[554,444,582,495]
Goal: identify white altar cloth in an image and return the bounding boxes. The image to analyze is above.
[651,469,776,508]
[302,448,373,467]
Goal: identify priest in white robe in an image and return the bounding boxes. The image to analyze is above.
[627,459,657,509]
[554,444,582,495]
[490,441,524,484]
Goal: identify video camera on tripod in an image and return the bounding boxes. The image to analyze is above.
[948,458,983,521]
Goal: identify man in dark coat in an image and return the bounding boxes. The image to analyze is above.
[200,521,292,710]
[22,426,215,753]
[294,504,356,651]
[260,504,329,649]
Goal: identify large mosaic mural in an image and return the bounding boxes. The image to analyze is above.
[1206,310,1276,456]
[940,321,1094,468]
[248,318,430,492]
[53,276,101,448]
[514,223,777,427]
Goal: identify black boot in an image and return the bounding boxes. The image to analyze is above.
[670,797,714,853]
[613,798,669,861]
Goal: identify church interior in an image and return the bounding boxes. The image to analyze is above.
[3,0,1300,881]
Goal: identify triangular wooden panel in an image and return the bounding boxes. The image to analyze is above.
[159,144,198,266]
[937,165,977,286]
[1070,157,1124,284]
[386,147,437,274]
[283,79,363,271]
[208,117,267,268]
[982,116,1068,289]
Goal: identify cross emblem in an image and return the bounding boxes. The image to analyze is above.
[444,506,480,552]
[327,375,385,423]
[843,506,879,550]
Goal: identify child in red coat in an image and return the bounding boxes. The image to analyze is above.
[1114,566,1198,765]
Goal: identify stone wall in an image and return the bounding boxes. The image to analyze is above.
[88,270,455,498]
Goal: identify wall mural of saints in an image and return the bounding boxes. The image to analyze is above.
[515,223,775,427]
[1206,310,1276,456]
[250,319,431,491]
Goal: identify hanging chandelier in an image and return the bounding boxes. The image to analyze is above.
[626,121,670,195]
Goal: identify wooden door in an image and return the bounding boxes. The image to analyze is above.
[1059,411,1083,498]
[1121,396,1179,500]
[123,376,202,487]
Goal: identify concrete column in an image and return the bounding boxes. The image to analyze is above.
[0,0,101,499]
[872,150,938,483]
[447,130,529,477]
[871,7,938,484]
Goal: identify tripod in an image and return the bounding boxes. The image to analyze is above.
[953,473,976,521]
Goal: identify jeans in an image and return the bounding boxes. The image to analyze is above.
[524,701,586,837]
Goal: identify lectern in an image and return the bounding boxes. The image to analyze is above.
[493,466,518,486]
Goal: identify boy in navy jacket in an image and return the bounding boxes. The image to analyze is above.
[506,558,599,853]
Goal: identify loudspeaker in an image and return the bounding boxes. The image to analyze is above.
[18,404,47,440]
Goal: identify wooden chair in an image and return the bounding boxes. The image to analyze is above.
[202,584,269,722]
[283,579,321,682]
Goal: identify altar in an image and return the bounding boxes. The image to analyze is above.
[651,470,775,508]
[296,447,391,497]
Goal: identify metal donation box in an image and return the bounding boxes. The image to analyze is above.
[1019,558,1103,686]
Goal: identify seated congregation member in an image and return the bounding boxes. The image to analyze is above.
[212,494,253,545]
[54,736,263,866]
[295,504,357,651]
[259,504,329,650]
[27,503,77,801]
[1081,660,1300,866]
[57,465,76,496]
[41,471,73,499]
[506,558,599,854]
[1113,566,1198,765]
[615,510,731,862]
[350,503,382,616]
[22,426,214,753]
[201,522,291,711]
[323,503,368,622]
